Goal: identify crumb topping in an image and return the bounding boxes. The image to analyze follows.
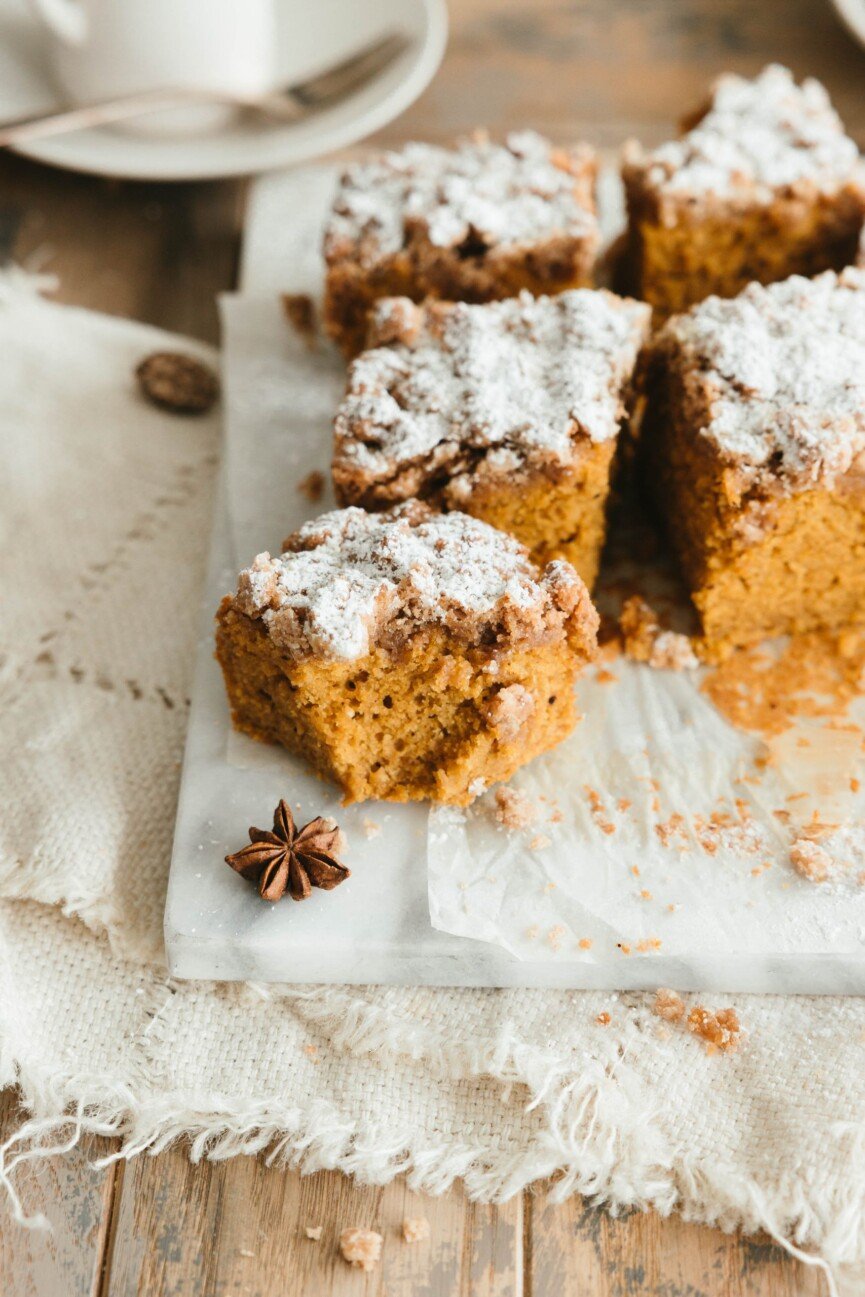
[339,1228,382,1271]
[656,269,865,490]
[325,130,597,264]
[334,290,650,500]
[627,64,862,204]
[402,1218,431,1243]
[493,785,540,830]
[619,596,700,670]
[232,501,598,663]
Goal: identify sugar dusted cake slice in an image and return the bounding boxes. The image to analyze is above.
[323,130,600,357]
[216,502,598,805]
[332,289,651,590]
[622,65,865,316]
[644,268,865,653]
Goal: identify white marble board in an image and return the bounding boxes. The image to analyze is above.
[165,165,865,991]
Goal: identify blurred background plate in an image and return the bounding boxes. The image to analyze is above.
[0,0,447,181]
[831,0,865,48]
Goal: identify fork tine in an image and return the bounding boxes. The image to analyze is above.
[289,31,410,109]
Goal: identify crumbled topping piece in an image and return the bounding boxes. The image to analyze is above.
[484,684,535,741]
[305,1225,323,1241]
[339,1228,383,1271]
[135,351,219,415]
[282,292,317,343]
[653,988,685,1022]
[402,1217,431,1243]
[334,291,650,501]
[790,837,833,883]
[529,834,552,851]
[654,269,865,491]
[296,470,325,503]
[625,65,862,205]
[325,130,598,265]
[596,1011,611,1025]
[493,786,539,830]
[232,502,598,665]
[619,596,699,670]
[687,1005,742,1054]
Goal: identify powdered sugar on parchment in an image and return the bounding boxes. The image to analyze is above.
[233,501,594,663]
[334,290,650,490]
[657,268,865,489]
[628,64,862,202]
[324,131,597,262]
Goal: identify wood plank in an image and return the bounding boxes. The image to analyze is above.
[527,1191,830,1297]
[101,1150,520,1297]
[0,152,242,344]
[387,0,865,148]
[0,1088,117,1297]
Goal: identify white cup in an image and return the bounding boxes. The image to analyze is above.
[28,0,278,136]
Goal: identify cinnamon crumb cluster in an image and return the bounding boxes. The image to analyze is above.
[339,1227,383,1271]
[619,596,700,671]
[652,989,742,1054]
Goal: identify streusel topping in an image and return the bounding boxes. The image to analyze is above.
[233,501,597,663]
[324,131,597,264]
[656,268,865,489]
[333,290,650,497]
[626,64,862,203]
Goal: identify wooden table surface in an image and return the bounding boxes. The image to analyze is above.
[3,2,864,1293]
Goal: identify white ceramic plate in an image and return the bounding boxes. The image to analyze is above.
[0,0,447,181]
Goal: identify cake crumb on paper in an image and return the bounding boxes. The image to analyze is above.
[339,1227,383,1271]
[282,292,318,344]
[297,470,326,503]
[402,1217,431,1243]
[595,1011,611,1026]
[493,786,539,830]
[362,816,381,840]
[789,837,833,883]
[528,833,551,851]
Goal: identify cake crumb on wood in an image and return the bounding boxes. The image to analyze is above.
[619,596,699,670]
[339,1228,383,1271]
[305,1225,323,1241]
[402,1217,431,1243]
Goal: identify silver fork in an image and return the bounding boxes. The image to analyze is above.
[0,31,409,148]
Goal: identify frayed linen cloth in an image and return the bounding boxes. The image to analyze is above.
[1,276,864,1291]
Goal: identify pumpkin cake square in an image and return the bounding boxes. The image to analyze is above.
[331,289,651,590]
[323,130,600,357]
[643,268,865,654]
[215,501,598,806]
[621,64,865,317]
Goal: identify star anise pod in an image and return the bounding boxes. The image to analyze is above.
[225,800,349,902]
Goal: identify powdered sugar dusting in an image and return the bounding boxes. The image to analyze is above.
[324,131,597,262]
[233,502,594,663]
[334,290,650,492]
[658,268,865,488]
[629,65,862,203]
